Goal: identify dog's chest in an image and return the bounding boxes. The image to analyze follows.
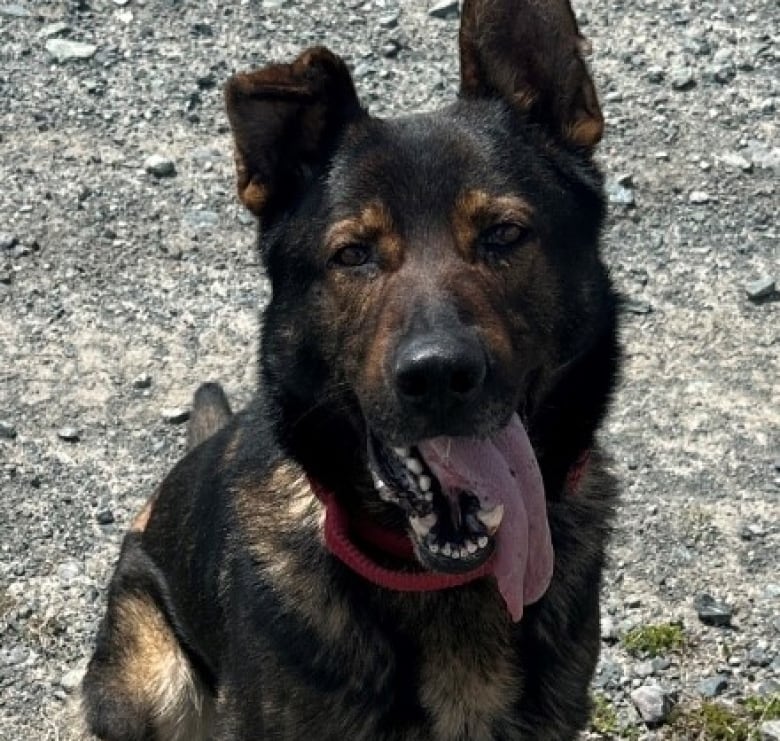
[414,621,522,740]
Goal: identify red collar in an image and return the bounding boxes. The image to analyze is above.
[309,450,590,593]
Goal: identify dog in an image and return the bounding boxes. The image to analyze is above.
[82,0,621,738]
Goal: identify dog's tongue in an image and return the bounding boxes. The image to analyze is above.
[417,414,553,622]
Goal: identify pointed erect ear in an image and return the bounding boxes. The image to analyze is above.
[224,46,363,218]
[459,0,604,149]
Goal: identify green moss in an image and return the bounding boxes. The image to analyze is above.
[590,694,618,735]
[622,622,685,657]
[745,693,780,721]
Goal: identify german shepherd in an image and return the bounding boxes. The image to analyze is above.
[82,0,620,738]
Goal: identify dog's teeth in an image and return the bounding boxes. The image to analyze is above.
[450,546,461,560]
[466,539,478,555]
[428,541,439,554]
[409,513,437,538]
[393,446,410,457]
[423,491,434,502]
[404,457,423,475]
[418,475,431,492]
[476,504,504,535]
[477,536,489,549]
[441,542,452,557]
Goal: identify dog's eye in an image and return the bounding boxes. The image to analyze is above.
[330,243,372,269]
[480,223,532,251]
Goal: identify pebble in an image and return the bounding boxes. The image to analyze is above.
[132,371,153,389]
[606,179,635,206]
[428,0,459,19]
[0,420,17,439]
[0,4,29,17]
[689,191,711,204]
[748,646,771,667]
[60,668,84,693]
[378,11,399,28]
[144,154,176,178]
[697,675,728,698]
[38,22,69,38]
[57,561,81,582]
[745,277,775,301]
[57,426,81,442]
[161,407,190,424]
[183,209,219,229]
[762,721,780,741]
[0,232,17,250]
[670,68,696,91]
[630,684,673,726]
[45,39,98,63]
[719,151,753,172]
[5,647,29,666]
[694,593,733,627]
[96,509,115,525]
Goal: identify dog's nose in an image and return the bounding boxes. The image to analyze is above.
[394,333,486,412]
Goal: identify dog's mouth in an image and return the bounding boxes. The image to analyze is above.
[366,413,555,620]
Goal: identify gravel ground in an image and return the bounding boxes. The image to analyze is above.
[0,0,777,738]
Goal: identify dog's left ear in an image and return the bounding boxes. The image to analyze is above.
[459,0,603,150]
[225,46,363,219]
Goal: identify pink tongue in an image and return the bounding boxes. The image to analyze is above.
[417,414,553,622]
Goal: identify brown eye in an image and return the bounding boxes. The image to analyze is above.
[330,243,372,268]
[480,222,532,251]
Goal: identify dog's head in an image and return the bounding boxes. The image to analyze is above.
[225,0,617,592]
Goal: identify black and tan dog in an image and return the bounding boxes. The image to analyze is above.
[82,0,621,738]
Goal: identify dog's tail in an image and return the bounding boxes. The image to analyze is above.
[187,382,233,450]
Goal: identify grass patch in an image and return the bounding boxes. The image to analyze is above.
[669,695,780,740]
[590,694,618,735]
[622,622,685,657]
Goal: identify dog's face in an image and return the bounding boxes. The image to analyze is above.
[225,0,610,578]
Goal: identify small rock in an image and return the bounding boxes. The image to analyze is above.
[601,616,619,643]
[647,66,665,83]
[6,646,29,665]
[748,646,772,667]
[697,675,728,698]
[96,509,115,525]
[132,372,153,389]
[60,668,84,693]
[624,298,653,315]
[689,191,711,204]
[37,21,69,38]
[161,408,190,425]
[719,151,753,172]
[694,593,733,627]
[378,11,399,28]
[45,38,98,63]
[0,232,17,250]
[670,68,696,91]
[745,277,775,301]
[144,154,176,178]
[0,4,30,18]
[606,179,635,206]
[634,660,655,678]
[58,561,81,582]
[57,426,80,442]
[428,0,459,19]
[183,209,219,229]
[745,142,780,171]
[761,720,780,741]
[631,684,673,726]
[0,420,17,439]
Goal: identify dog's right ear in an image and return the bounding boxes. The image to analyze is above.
[225,47,363,219]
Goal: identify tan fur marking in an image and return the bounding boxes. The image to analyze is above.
[325,201,403,269]
[113,594,211,740]
[129,493,157,533]
[221,427,243,468]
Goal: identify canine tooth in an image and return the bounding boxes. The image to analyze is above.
[476,504,504,534]
[466,539,478,554]
[441,543,452,557]
[418,475,431,492]
[405,457,423,475]
[428,542,439,554]
[409,513,437,538]
[477,536,488,549]
[393,446,410,457]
